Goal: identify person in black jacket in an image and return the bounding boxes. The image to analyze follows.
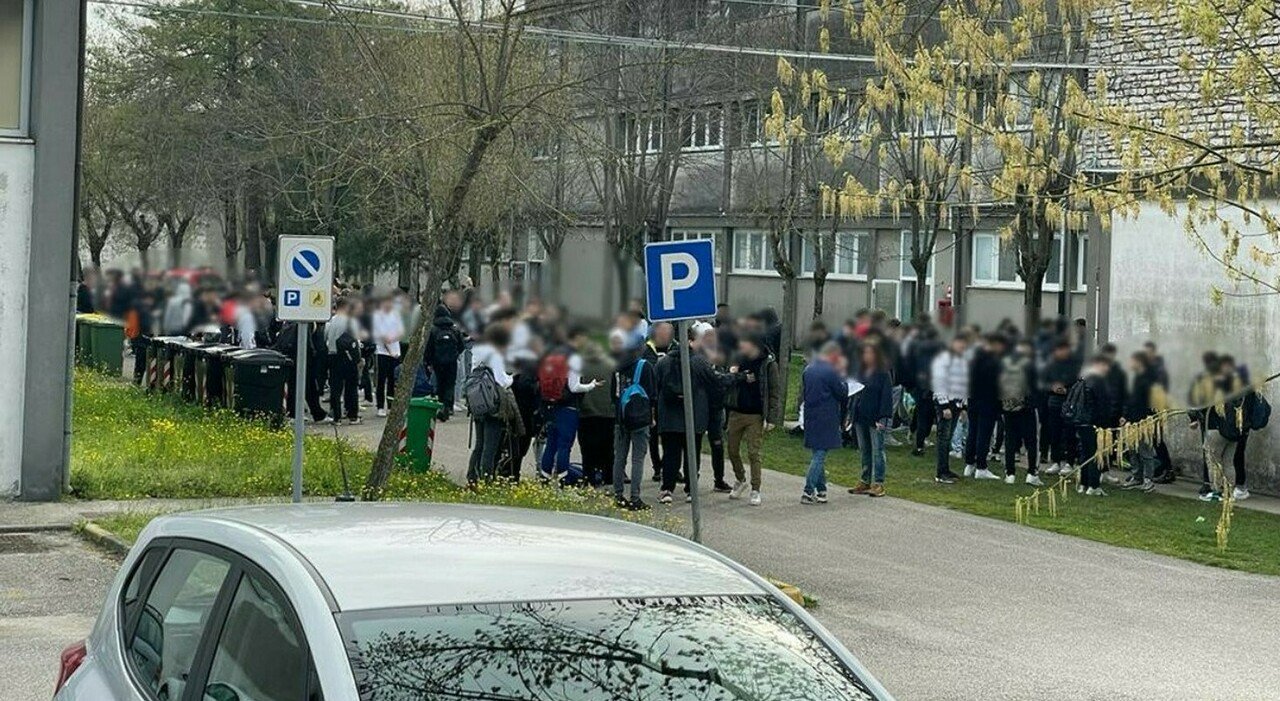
[1000,339,1041,485]
[964,334,1004,480]
[654,327,719,504]
[424,300,467,421]
[272,321,328,423]
[907,325,943,456]
[850,343,894,497]
[642,322,674,480]
[1040,341,1081,474]
[1074,354,1115,496]
[1119,351,1160,492]
[611,343,658,510]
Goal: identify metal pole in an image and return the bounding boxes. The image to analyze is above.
[678,319,702,542]
[291,321,308,503]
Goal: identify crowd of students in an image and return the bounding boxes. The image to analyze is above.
[83,266,1263,507]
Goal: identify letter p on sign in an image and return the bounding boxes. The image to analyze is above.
[643,239,717,322]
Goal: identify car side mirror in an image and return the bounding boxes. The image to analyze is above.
[204,683,240,701]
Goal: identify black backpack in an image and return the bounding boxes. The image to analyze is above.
[1061,380,1093,425]
[429,325,463,366]
[336,331,361,364]
[1248,392,1272,431]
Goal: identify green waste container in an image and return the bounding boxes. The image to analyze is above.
[404,396,444,473]
[85,316,126,376]
[74,314,96,365]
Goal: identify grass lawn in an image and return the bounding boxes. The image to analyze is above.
[761,428,1280,576]
[70,371,673,540]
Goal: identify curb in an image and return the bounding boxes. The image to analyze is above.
[79,522,131,556]
[0,523,73,534]
[767,579,806,606]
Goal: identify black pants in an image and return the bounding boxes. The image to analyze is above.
[660,431,704,493]
[359,353,374,402]
[706,408,726,485]
[935,409,959,477]
[327,355,359,420]
[375,354,400,409]
[433,361,458,416]
[1077,424,1100,488]
[965,410,998,471]
[578,416,616,486]
[991,414,1005,456]
[649,429,663,479]
[1042,401,1071,464]
[912,389,935,451]
[286,360,328,421]
[1002,407,1039,475]
[1235,432,1249,487]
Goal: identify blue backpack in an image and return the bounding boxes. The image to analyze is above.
[618,359,651,430]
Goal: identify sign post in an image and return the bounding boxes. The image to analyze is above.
[644,239,717,542]
[276,235,335,503]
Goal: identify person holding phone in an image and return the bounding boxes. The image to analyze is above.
[850,342,895,497]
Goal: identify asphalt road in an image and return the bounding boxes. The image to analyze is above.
[0,531,117,701]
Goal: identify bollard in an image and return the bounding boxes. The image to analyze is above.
[404,396,445,473]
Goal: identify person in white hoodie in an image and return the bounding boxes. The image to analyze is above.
[468,325,514,483]
[930,333,970,484]
[371,295,405,417]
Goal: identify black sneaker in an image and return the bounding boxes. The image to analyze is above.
[935,473,958,484]
[614,496,629,509]
[651,472,661,482]
[629,498,650,511]
[1120,476,1144,490]
[713,481,733,494]
[911,448,925,457]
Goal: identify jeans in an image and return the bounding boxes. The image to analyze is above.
[706,409,726,485]
[540,405,580,476]
[951,413,968,454]
[935,409,959,477]
[1002,407,1039,476]
[1077,424,1100,488]
[467,416,504,483]
[964,410,998,470]
[327,355,359,420]
[854,423,887,484]
[1129,441,1159,481]
[660,431,703,493]
[805,449,829,495]
[613,425,650,501]
[1042,399,1072,464]
[432,361,458,416]
[1203,430,1244,488]
[726,411,765,490]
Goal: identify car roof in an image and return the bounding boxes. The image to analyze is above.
[177,503,765,612]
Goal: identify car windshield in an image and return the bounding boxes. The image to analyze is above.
[338,594,877,701]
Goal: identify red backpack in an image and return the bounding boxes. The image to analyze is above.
[537,351,570,403]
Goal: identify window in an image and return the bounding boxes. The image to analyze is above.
[125,548,232,700]
[801,232,870,277]
[339,596,877,701]
[732,231,774,273]
[625,114,665,154]
[899,231,934,281]
[205,572,312,701]
[526,228,547,263]
[680,106,722,150]
[739,100,762,146]
[669,229,720,270]
[1,0,31,134]
[971,232,1063,287]
[1074,234,1089,290]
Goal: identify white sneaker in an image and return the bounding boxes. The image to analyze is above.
[376,408,387,418]
[729,480,749,500]
[1058,464,1077,476]
[1025,474,1044,487]
[963,464,976,478]
[1086,487,1108,497]
[749,491,762,506]
[1044,463,1061,475]
[1003,474,1016,485]
[1076,483,1085,494]
[319,416,335,425]
[974,469,1001,480]
[1101,471,1122,485]
[1233,487,1251,501]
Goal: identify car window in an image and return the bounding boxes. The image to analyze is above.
[202,571,321,701]
[126,548,232,700]
[121,548,166,626]
[340,595,877,700]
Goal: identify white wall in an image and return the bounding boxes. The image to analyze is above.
[1109,200,1280,493]
[0,142,33,496]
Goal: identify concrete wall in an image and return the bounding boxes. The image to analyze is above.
[0,142,34,496]
[1108,201,1280,494]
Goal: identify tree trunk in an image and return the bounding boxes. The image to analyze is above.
[1022,268,1046,337]
[244,192,264,276]
[138,245,151,271]
[89,242,105,270]
[548,246,564,303]
[777,273,798,414]
[913,260,931,321]
[812,269,828,320]
[223,195,240,278]
[397,257,413,290]
[614,252,632,311]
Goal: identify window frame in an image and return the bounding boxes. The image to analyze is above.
[1074,234,1090,292]
[0,0,33,137]
[800,231,871,280]
[899,230,935,282]
[526,227,547,263]
[969,231,1064,291]
[731,230,778,276]
[117,538,321,701]
[669,229,720,271]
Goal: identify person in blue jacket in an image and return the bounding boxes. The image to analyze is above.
[850,342,894,497]
[801,341,849,504]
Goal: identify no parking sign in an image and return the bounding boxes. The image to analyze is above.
[277,236,334,322]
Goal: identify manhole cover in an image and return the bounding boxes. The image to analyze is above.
[0,533,54,554]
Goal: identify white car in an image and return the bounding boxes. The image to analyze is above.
[55,503,893,700]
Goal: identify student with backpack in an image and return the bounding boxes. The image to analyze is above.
[1000,338,1042,485]
[1065,354,1115,496]
[1041,340,1081,475]
[425,300,467,422]
[724,334,782,506]
[466,325,514,484]
[930,334,970,484]
[964,334,1004,481]
[611,335,658,510]
[642,322,675,480]
[654,326,719,504]
[1120,351,1162,493]
[577,336,617,486]
[1195,356,1265,501]
[537,325,602,481]
[324,297,366,425]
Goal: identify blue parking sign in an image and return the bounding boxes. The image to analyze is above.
[282,289,302,307]
[644,239,717,322]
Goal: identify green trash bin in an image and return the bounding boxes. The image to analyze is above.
[86,317,126,376]
[74,314,96,365]
[404,396,444,473]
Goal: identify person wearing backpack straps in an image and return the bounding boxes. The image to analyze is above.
[654,325,720,504]
[1069,354,1116,496]
[425,294,468,422]
[466,325,514,484]
[611,334,658,510]
[642,322,675,481]
[724,333,782,506]
[537,325,602,481]
[1199,355,1256,502]
[996,337,1042,486]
